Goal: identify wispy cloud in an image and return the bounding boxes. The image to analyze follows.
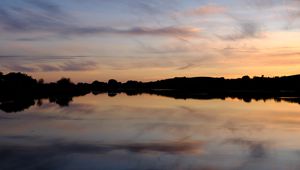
[284,0,300,27]
[185,4,226,16]
[0,2,69,32]
[219,20,264,40]
[27,0,64,15]
[126,0,177,15]
[1,64,37,72]
[62,26,200,37]
[0,1,199,39]
[1,60,98,72]
[244,0,277,9]
[177,63,195,70]
[0,54,214,72]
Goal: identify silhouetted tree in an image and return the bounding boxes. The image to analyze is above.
[57,78,73,86]
[123,80,141,88]
[108,79,120,89]
[242,75,250,80]
[91,80,107,90]
[38,79,44,84]
[2,71,300,113]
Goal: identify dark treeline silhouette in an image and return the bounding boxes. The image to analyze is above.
[1,72,300,113]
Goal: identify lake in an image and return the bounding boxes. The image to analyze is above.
[1,93,300,170]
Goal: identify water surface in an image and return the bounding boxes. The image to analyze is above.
[1,93,300,170]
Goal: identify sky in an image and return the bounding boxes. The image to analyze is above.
[0,0,300,82]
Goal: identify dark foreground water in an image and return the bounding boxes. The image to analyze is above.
[1,93,300,170]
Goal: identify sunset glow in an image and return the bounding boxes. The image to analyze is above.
[1,0,300,81]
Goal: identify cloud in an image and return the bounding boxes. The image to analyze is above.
[36,64,59,72]
[219,20,263,41]
[0,135,41,140]
[58,61,98,71]
[283,0,300,27]
[62,26,200,37]
[124,26,199,37]
[2,64,37,72]
[177,63,195,70]
[126,0,174,15]
[0,2,69,32]
[0,11,200,38]
[243,0,300,28]
[0,1,199,39]
[244,0,277,8]
[185,4,226,16]
[1,60,98,72]
[0,54,214,73]
[15,37,47,41]
[0,55,88,60]
[27,0,64,15]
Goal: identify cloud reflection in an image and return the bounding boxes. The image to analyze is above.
[225,138,269,159]
[0,138,203,170]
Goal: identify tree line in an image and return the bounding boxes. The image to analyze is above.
[1,72,300,112]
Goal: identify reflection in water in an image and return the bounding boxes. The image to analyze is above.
[1,91,300,113]
[224,138,268,158]
[1,93,300,169]
[0,96,74,113]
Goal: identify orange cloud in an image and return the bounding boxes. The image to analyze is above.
[186,4,226,16]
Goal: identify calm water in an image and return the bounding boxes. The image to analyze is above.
[1,94,300,170]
